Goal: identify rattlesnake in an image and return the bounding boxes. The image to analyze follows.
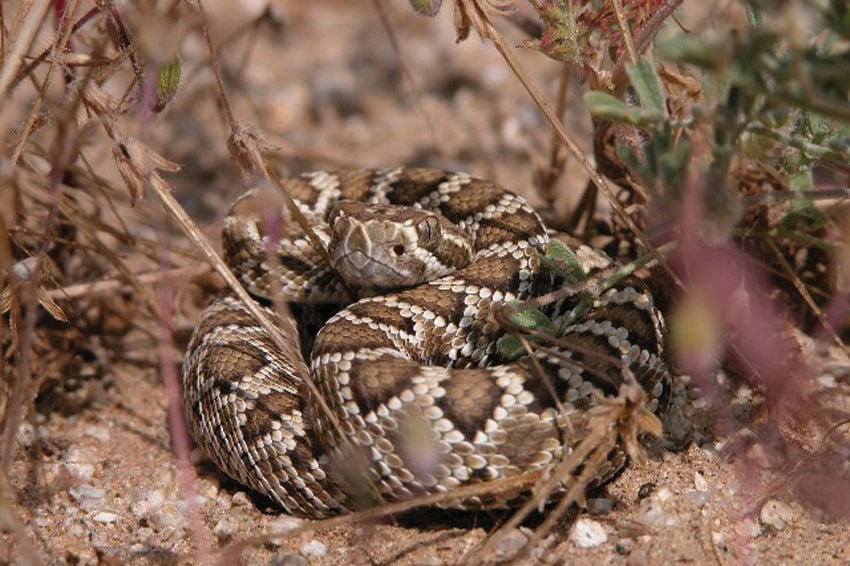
[182,168,669,518]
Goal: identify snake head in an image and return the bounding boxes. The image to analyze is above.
[328,200,473,290]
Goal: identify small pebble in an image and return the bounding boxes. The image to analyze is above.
[684,489,710,507]
[91,511,120,524]
[84,425,110,442]
[759,499,797,531]
[571,518,607,548]
[69,485,106,512]
[639,488,679,528]
[614,538,633,555]
[734,517,761,539]
[16,422,37,448]
[197,478,219,500]
[189,447,209,465]
[130,489,164,519]
[268,553,308,566]
[150,502,185,531]
[231,491,252,507]
[693,472,708,491]
[586,497,615,514]
[299,540,327,558]
[213,517,234,541]
[495,528,530,556]
[69,485,105,503]
[62,448,97,481]
[272,515,306,532]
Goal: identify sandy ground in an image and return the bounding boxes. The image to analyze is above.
[5,1,850,564]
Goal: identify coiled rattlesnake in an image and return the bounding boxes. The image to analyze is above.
[182,168,669,518]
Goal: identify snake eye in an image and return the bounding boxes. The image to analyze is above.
[392,244,405,256]
[417,216,440,246]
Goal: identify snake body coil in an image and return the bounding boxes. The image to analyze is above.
[182,168,669,518]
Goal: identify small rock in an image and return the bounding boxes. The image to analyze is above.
[614,538,633,555]
[150,502,185,532]
[69,485,106,512]
[130,489,164,519]
[571,518,607,548]
[586,497,615,514]
[69,485,105,503]
[84,425,110,442]
[639,487,679,529]
[189,447,209,465]
[637,482,656,501]
[693,472,708,491]
[33,515,52,529]
[215,494,233,511]
[271,515,306,532]
[490,528,528,558]
[654,487,673,502]
[268,553,308,566]
[734,517,761,539]
[62,448,96,482]
[684,489,710,507]
[267,515,311,549]
[299,540,327,558]
[16,421,37,448]
[91,511,120,524]
[759,499,797,531]
[197,478,219,500]
[231,491,252,507]
[213,517,234,541]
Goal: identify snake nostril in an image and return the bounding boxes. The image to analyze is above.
[392,244,405,256]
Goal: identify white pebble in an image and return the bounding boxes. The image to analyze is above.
[150,502,185,531]
[299,540,328,558]
[69,485,105,503]
[84,425,110,442]
[268,553,308,566]
[693,471,708,491]
[91,511,119,524]
[571,518,607,548]
[231,491,252,507]
[213,517,234,541]
[759,499,797,531]
[490,528,529,557]
[272,515,306,532]
[62,448,96,481]
[16,422,37,448]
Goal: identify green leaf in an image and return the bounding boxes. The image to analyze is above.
[409,0,442,16]
[657,33,732,69]
[496,334,525,360]
[584,91,634,119]
[626,58,667,117]
[583,91,662,126]
[542,240,586,284]
[506,307,557,335]
[154,56,182,112]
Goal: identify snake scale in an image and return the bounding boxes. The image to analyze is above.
[182,168,670,518]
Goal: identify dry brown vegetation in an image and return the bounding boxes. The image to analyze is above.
[1,1,849,564]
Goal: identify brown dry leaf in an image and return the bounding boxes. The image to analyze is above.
[452,0,515,42]
[1,256,68,357]
[227,123,280,177]
[113,137,181,204]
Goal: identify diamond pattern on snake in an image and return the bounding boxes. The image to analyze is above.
[182,167,670,518]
